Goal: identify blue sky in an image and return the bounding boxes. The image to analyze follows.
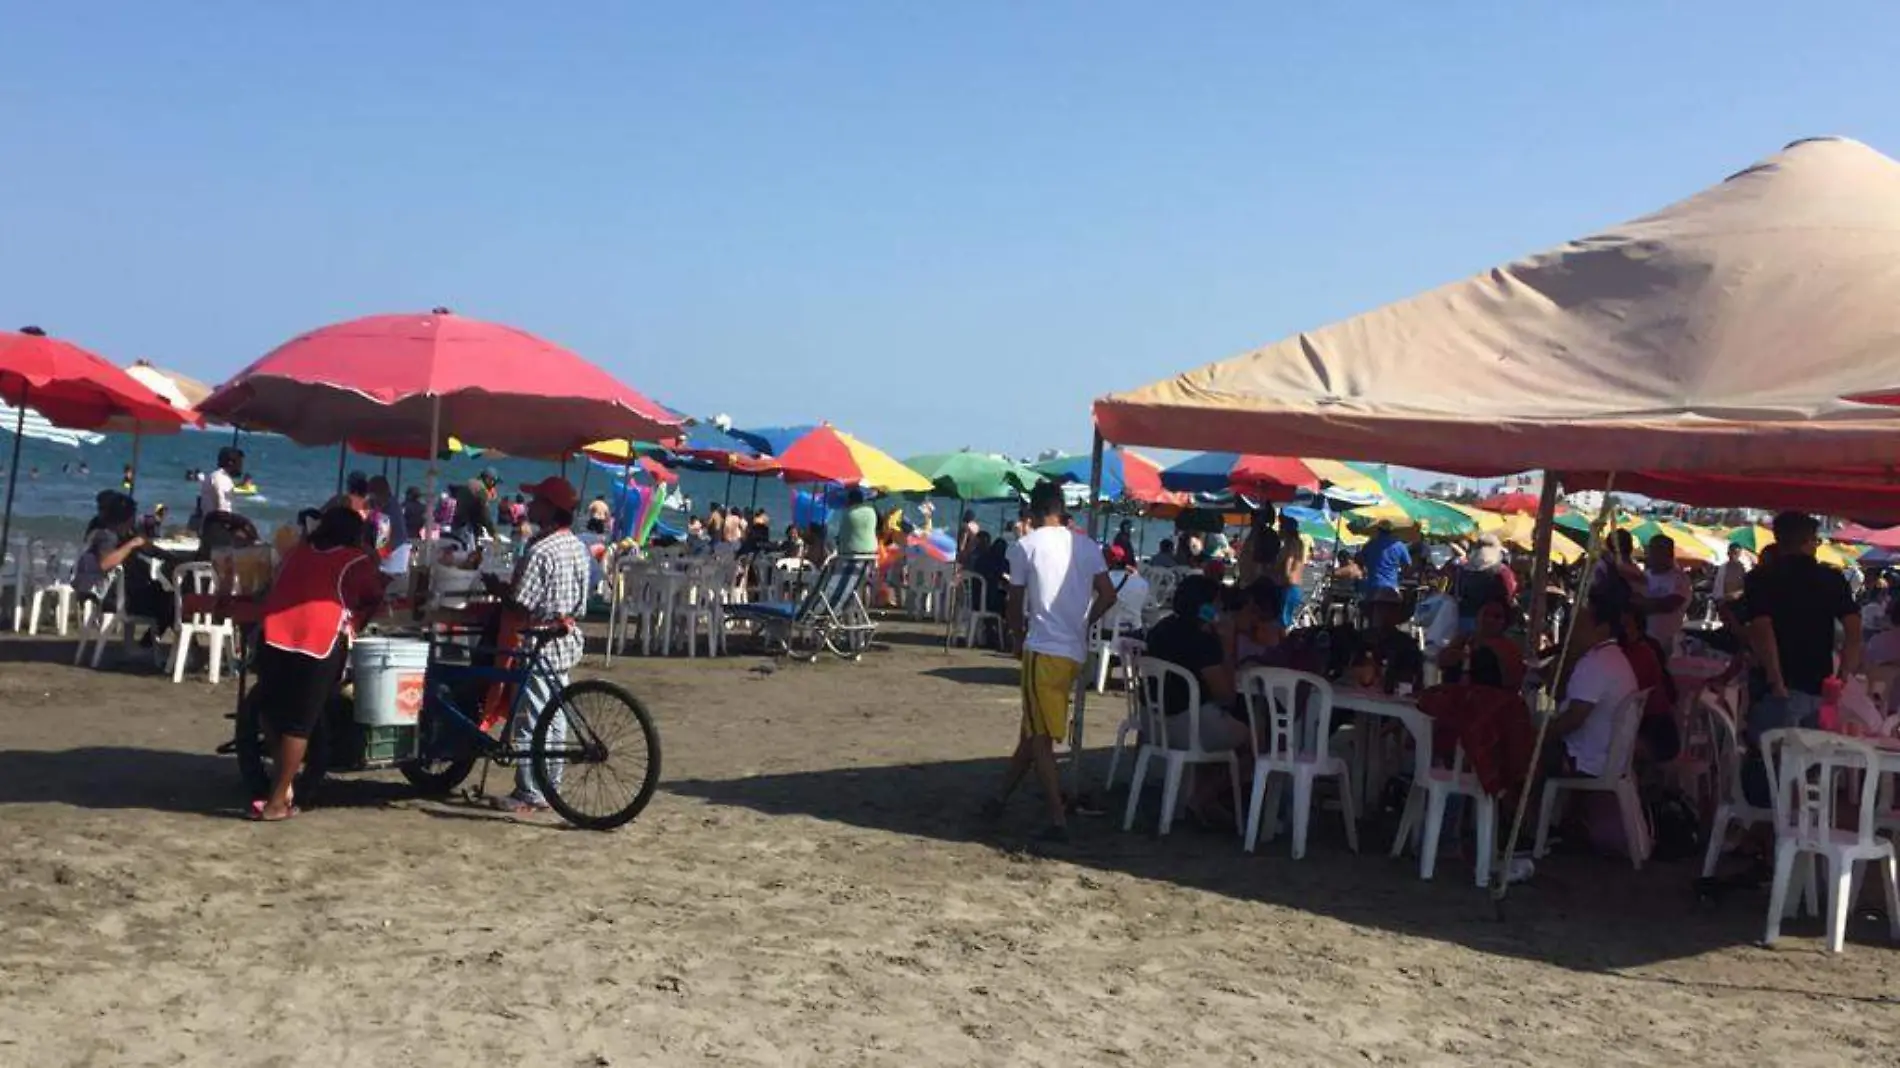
[3,2,1897,461]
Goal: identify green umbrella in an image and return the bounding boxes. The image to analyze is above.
[904,451,1042,501]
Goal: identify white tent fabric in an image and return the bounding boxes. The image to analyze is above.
[1095,137,1900,478]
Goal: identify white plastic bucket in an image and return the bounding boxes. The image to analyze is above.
[351,637,430,726]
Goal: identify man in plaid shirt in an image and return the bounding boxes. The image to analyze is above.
[487,476,592,814]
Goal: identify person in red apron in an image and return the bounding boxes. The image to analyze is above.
[252,507,389,821]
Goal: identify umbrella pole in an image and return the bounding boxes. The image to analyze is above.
[1071,429,1108,797]
[335,442,348,495]
[1523,475,1561,661]
[0,387,27,577]
[424,396,442,535]
[749,473,759,509]
[394,458,403,493]
[1492,471,1614,910]
[575,453,592,504]
[127,427,143,495]
[621,441,635,540]
[724,470,734,508]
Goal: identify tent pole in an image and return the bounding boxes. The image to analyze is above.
[0,386,28,577]
[1491,471,1615,907]
[394,458,403,494]
[1523,474,1561,661]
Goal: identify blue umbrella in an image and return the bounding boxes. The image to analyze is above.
[1158,451,1248,493]
[730,425,818,458]
[1030,451,1128,499]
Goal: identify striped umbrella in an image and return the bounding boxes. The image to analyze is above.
[1727,524,1775,553]
[0,400,105,448]
[774,424,933,493]
[1159,453,1383,499]
[1031,448,1184,506]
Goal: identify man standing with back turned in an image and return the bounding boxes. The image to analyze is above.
[986,481,1120,843]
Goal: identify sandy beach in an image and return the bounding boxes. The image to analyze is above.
[3,622,1898,1067]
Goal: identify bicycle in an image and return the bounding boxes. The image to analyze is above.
[229,623,661,830]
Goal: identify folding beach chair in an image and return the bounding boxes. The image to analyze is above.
[726,555,877,662]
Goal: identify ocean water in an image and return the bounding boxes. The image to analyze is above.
[0,427,1100,549]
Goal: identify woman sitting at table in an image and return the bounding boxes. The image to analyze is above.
[1436,597,1526,691]
[74,491,178,642]
[1218,578,1286,670]
[251,506,389,821]
[1144,575,1248,824]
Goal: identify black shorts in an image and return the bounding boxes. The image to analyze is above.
[255,643,348,739]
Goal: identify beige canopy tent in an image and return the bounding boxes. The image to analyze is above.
[1082,135,1900,899]
[1094,136,1900,514]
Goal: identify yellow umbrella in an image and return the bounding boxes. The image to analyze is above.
[1302,458,1384,498]
[1443,501,1508,534]
[1495,512,1583,565]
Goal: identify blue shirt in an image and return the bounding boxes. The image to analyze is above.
[1360,533,1411,594]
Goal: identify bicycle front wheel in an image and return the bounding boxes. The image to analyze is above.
[531,679,662,831]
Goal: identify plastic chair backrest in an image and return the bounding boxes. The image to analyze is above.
[1701,693,1747,807]
[1136,657,1202,752]
[963,573,991,613]
[1599,686,1654,782]
[173,562,218,625]
[1240,667,1334,764]
[1768,729,1884,848]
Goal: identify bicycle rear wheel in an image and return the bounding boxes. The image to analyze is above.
[532,679,662,831]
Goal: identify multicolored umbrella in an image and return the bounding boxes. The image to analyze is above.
[774,424,933,493]
[1832,522,1900,549]
[904,451,1041,501]
[1031,448,1184,505]
[729,425,818,458]
[1442,502,1509,535]
[1158,453,1383,499]
[1347,492,1479,537]
[1727,524,1775,552]
[200,308,679,457]
[1622,517,1718,564]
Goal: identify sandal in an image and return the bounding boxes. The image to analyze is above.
[249,799,300,822]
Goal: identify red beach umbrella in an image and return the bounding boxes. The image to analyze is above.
[2,326,197,572]
[200,309,680,458]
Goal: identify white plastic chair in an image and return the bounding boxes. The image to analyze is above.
[1391,743,1496,886]
[1699,695,1778,878]
[1090,618,1141,693]
[1101,638,1148,791]
[670,561,725,658]
[1531,687,1654,870]
[1121,657,1243,837]
[1762,729,1900,953]
[954,574,1004,650]
[1239,667,1359,859]
[21,547,78,636]
[73,567,164,669]
[168,562,237,684]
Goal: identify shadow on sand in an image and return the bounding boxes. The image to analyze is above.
[668,745,1883,978]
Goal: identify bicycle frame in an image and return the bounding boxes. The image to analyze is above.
[419,629,595,766]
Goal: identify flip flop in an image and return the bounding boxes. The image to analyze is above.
[249,799,300,822]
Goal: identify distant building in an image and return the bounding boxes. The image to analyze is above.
[1567,490,1606,514]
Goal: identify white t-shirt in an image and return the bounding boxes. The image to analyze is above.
[200,469,235,516]
[1007,526,1108,664]
[1644,568,1692,650]
[1107,570,1149,633]
[1866,627,1900,667]
[1562,641,1640,777]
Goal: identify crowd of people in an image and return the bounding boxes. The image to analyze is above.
[975,488,1878,867]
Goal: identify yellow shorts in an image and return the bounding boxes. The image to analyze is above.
[1020,651,1081,740]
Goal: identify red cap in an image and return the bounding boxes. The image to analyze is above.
[520,476,580,512]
